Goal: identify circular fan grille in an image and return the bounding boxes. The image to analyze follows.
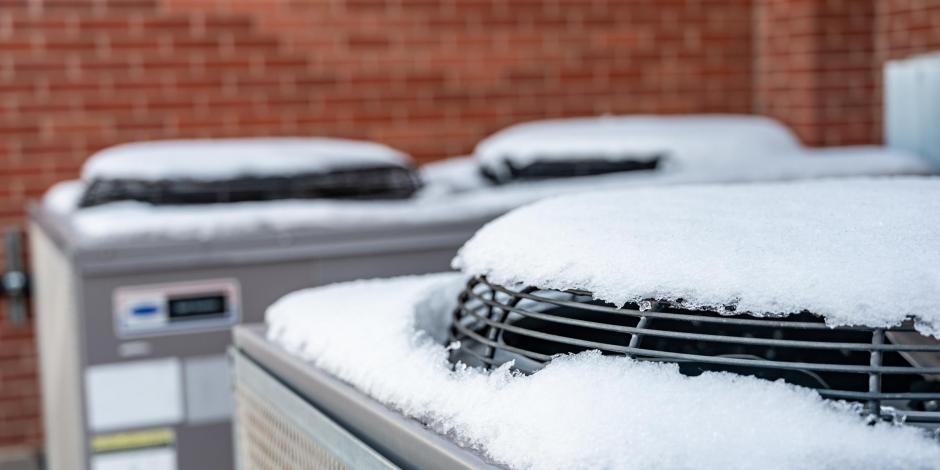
[449,276,940,427]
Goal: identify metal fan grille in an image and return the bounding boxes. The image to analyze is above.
[449,276,940,425]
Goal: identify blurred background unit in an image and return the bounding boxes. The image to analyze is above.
[27,160,491,470]
[885,52,940,168]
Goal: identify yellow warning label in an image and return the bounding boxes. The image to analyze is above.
[91,428,175,453]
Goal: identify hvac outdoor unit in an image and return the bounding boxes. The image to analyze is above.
[231,325,496,470]
[28,138,497,470]
[30,206,492,470]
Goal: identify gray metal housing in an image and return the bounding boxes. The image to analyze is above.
[231,325,498,469]
[29,203,493,470]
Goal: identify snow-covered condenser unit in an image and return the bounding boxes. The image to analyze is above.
[29,138,494,470]
[233,179,940,470]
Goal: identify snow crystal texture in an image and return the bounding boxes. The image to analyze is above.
[266,274,940,470]
[474,114,803,178]
[82,137,412,182]
[455,177,940,335]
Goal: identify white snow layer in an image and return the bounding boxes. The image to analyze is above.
[474,114,803,178]
[419,155,490,194]
[455,177,940,335]
[81,137,412,181]
[266,274,940,470]
[44,146,932,245]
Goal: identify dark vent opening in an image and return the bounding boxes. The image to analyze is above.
[501,307,925,394]
[482,156,661,184]
[79,165,423,207]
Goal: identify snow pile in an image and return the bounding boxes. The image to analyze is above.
[719,145,934,180]
[455,177,940,336]
[43,180,84,215]
[44,146,932,245]
[38,171,707,243]
[266,274,940,470]
[475,115,803,179]
[419,156,490,194]
[82,137,412,182]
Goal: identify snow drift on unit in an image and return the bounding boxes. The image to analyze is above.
[44,145,932,245]
[266,274,940,470]
[474,114,804,179]
[455,177,940,336]
[81,137,413,182]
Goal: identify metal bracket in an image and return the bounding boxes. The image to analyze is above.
[1,228,30,326]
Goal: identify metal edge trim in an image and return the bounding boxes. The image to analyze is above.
[232,325,498,470]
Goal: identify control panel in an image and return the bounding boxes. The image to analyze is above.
[113,279,241,338]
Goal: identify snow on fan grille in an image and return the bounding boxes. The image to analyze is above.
[454,177,940,336]
[266,274,940,470]
[82,137,412,182]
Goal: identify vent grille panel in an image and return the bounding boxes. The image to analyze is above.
[232,351,398,470]
[236,383,347,470]
[449,277,940,426]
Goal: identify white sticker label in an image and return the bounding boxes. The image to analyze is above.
[86,358,183,432]
[92,447,176,470]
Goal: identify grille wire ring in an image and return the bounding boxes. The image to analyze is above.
[448,276,940,426]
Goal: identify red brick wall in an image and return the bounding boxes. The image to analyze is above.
[164,0,755,158]
[0,312,39,448]
[877,0,940,60]
[754,0,878,145]
[872,0,940,138]
[0,0,755,449]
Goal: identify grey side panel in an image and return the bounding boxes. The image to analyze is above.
[30,222,87,470]
[233,325,498,470]
[175,422,234,470]
[233,348,398,469]
[80,247,459,367]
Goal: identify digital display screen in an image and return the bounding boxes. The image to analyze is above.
[167,294,227,320]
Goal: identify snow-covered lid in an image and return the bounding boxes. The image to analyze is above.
[82,137,413,182]
[474,114,803,179]
[454,177,940,336]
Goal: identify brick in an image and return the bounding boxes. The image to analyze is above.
[138,14,192,32]
[75,16,134,32]
[346,33,391,49]
[103,0,160,11]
